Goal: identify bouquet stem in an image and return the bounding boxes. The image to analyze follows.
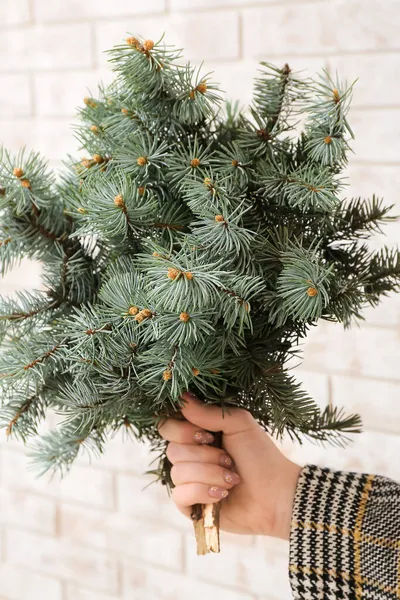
[192,501,221,554]
[190,429,223,554]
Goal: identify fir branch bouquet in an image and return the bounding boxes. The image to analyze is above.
[1,34,399,553]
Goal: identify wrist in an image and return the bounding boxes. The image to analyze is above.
[271,460,302,541]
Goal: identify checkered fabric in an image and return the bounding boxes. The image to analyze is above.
[289,465,400,599]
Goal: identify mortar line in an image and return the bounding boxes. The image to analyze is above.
[1,48,400,76]
[1,528,6,561]
[347,160,400,167]
[111,471,118,511]
[0,9,173,29]
[28,0,35,25]
[180,530,187,574]
[61,580,68,600]
[153,0,324,16]
[327,376,333,408]
[54,502,62,537]
[116,559,124,596]
[237,11,244,61]
[90,21,97,69]
[293,368,400,387]
[28,72,36,118]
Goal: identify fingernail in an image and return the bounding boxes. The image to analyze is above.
[194,431,214,444]
[183,391,197,398]
[223,470,241,485]
[209,486,229,499]
[219,454,234,468]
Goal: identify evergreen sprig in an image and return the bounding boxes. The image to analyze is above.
[0,34,398,483]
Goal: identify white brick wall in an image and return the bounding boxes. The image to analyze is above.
[33,0,167,22]
[0,564,63,600]
[6,529,120,593]
[0,1,399,598]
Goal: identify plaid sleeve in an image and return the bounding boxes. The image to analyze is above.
[289,464,400,599]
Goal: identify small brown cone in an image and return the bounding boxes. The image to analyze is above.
[114,194,125,208]
[163,369,172,381]
[143,39,154,51]
[197,82,207,94]
[167,268,180,280]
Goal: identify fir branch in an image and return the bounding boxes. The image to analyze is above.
[3,34,398,483]
[0,290,69,325]
[240,369,319,436]
[296,405,362,446]
[253,62,307,132]
[329,195,397,239]
[29,418,106,477]
[4,393,41,439]
[23,342,63,371]
[364,247,400,298]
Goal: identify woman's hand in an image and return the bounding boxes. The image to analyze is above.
[158,392,302,540]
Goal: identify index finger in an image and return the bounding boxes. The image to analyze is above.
[158,417,215,445]
[180,393,254,436]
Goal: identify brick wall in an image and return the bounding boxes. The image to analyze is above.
[0,1,399,598]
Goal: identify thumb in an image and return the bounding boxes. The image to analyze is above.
[180,392,255,436]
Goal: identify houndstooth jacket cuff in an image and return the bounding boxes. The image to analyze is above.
[289,464,400,599]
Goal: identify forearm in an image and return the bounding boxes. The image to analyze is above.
[289,465,400,599]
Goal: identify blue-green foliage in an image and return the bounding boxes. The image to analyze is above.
[1,34,399,479]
